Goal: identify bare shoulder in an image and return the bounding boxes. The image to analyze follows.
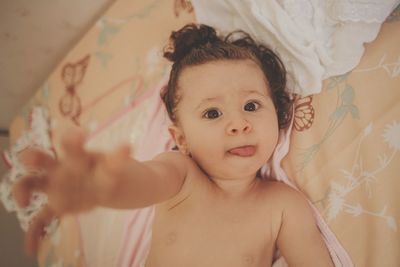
[153,151,194,167]
[153,152,207,209]
[264,182,335,266]
[154,151,207,176]
[261,181,314,222]
[262,181,307,204]
[151,151,199,178]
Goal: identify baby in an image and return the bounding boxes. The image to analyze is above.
[14,24,334,266]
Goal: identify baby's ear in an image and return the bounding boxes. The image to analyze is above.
[168,125,189,155]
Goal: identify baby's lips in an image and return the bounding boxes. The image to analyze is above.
[228,145,256,157]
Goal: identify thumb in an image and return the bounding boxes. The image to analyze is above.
[25,205,55,256]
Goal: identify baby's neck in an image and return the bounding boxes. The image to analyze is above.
[209,175,260,198]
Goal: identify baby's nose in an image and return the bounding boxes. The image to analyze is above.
[226,118,252,135]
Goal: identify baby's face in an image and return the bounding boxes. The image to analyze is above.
[170,59,279,180]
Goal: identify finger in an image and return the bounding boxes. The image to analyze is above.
[18,148,56,171]
[13,175,48,208]
[25,205,55,256]
[60,128,87,158]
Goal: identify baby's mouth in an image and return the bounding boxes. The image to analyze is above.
[228,145,256,157]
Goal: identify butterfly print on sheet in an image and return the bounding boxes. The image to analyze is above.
[294,95,314,132]
[174,0,194,17]
[59,55,90,125]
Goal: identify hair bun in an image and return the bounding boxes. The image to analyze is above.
[164,24,219,62]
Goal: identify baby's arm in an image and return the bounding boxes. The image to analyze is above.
[13,130,188,216]
[97,150,189,209]
[275,185,335,267]
[13,130,189,254]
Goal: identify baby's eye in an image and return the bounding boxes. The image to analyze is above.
[244,101,260,112]
[203,108,222,119]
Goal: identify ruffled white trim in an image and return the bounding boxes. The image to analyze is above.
[0,106,57,233]
[191,0,400,96]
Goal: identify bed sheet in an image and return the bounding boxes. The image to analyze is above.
[284,10,400,266]
[3,1,400,266]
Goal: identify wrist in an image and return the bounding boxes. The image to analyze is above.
[90,153,121,207]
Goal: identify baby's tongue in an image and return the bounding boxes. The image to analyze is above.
[228,146,255,157]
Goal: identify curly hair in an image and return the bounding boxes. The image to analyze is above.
[162,23,293,129]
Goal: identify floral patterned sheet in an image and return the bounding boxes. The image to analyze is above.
[2,0,399,266]
[284,9,400,266]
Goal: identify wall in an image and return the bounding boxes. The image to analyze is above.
[0,0,115,129]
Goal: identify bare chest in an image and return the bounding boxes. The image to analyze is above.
[145,196,276,267]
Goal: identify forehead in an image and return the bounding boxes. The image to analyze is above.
[177,59,269,100]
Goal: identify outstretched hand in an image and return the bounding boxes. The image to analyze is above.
[13,130,99,214]
[12,129,132,255]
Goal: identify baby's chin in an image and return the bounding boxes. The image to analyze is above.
[208,161,263,180]
[224,149,271,168]
[194,150,269,178]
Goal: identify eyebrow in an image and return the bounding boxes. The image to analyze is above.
[195,90,268,110]
[195,96,222,111]
[241,89,267,98]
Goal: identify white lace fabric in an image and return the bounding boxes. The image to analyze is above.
[329,0,397,23]
[191,0,400,96]
[0,106,57,232]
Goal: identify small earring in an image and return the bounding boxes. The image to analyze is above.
[180,146,191,156]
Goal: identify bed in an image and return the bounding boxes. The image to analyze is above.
[1,1,399,266]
